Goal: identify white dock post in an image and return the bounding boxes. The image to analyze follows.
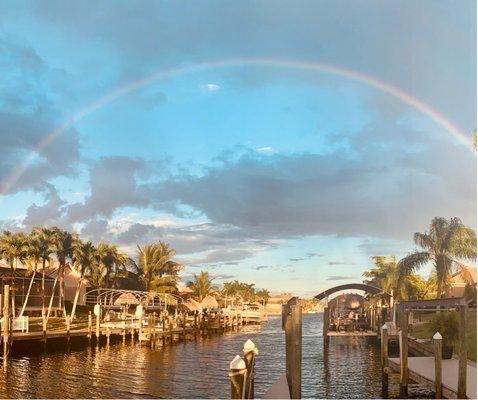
[433,332,442,399]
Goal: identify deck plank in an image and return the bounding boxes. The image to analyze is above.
[389,356,477,399]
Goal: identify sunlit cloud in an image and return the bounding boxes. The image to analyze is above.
[201,83,221,92]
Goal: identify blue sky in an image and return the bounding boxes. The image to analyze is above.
[0,1,476,296]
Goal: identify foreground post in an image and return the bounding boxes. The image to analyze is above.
[381,324,389,395]
[243,339,259,399]
[433,332,442,399]
[283,297,302,399]
[94,304,100,343]
[3,285,10,369]
[399,311,409,398]
[457,305,467,399]
[66,315,70,345]
[323,307,329,338]
[229,355,247,399]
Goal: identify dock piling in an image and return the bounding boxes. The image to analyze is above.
[243,339,258,399]
[457,304,467,399]
[87,312,92,342]
[433,332,442,399]
[229,355,247,399]
[3,285,10,370]
[399,311,409,398]
[381,324,389,395]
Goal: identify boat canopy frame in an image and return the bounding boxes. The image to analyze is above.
[314,283,391,301]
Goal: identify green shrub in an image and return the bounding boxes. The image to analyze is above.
[429,312,459,347]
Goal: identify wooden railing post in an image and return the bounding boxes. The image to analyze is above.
[95,304,100,343]
[399,310,409,398]
[229,355,247,399]
[457,304,467,399]
[3,285,10,370]
[87,311,92,342]
[381,324,389,394]
[243,339,258,399]
[433,332,442,399]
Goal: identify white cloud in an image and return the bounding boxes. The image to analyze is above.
[201,83,220,92]
[256,146,275,154]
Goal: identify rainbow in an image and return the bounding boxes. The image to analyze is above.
[0,58,473,197]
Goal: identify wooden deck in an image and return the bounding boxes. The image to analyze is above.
[327,330,377,337]
[263,373,290,399]
[389,357,477,399]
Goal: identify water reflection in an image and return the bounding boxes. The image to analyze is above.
[0,315,431,399]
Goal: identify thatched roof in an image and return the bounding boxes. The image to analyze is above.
[201,294,218,309]
[179,298,202,312]
[114,292,140,305]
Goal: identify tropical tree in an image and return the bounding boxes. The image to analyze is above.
[0,230,28,316]
[136,242,181,291]
[51,228,77,317]
[96,242,128,288]
[187,271,214,302]
[70,240,96,320]
[256,289,271,305]
[362,256,399,299]
[398,217,476,298]
[31,227,55,317]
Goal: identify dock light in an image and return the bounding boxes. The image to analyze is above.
[243,338,259,355]
[230,355,246,370]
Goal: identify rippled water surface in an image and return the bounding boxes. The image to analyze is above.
[0,314,431,398]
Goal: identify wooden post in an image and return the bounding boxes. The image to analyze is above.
[42,313,47,346]
[183,313,187,340]
[95,308,100,344]
[169,316,173,344]
[381,324,389,395]
[87,312,92,342]
[3,285,10,370]
[162,316,166,345]
[106,327,110,346]
[229,355,247,399]
[433,332,442,399]
[283,297,302,399]
[399,311,409,398]
[323,307,329,339]
[148,314,153,348]
[152,313,156,348]
[457,305,467,399]
[66,315,70,345]
[194,314,198,340]
[243,339,258,399]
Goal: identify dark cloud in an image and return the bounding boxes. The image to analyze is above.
[255,265,273,270]
[326,275,355,281]
[23,184,67,227]
[0,40,80,194]
[66,156,148,222]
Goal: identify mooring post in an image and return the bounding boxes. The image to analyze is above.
[152,313,156,348]
[283,297,302,399]
[3,285,10,370]
[194,313,198,340]
[66,315,70,345]
[381,324,389,395]
[243,339,258,399]
[229,355,247,399]
[148,314,152,348]
[399,311,409,398]
[433,332,442,399]
[323,307,329,339]
[183,313,187,339]
[457,304,467,399]
[87,311,92,343]
[169,316,173,344]
[42,313,47,346]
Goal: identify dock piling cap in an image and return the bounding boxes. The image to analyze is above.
[243,338,259,355]
[230,355,246,370]
[433,332,442,340]
[381,324,388,330]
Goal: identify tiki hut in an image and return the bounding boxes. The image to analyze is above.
[201,295,219,309]
[179,298,202,312]
[114,292,140,305]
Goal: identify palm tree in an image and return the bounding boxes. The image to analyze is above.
[31,227,55,317]
[0,231,28,316]
[363,256,398,300]
[51,228,77,317]
[256,289,270,306]
[96,242,128,288]
[398,217,476,298]
[70,240,96,320]
[137,242,181,291]
[187,271,214,302]
[18,232,44,317]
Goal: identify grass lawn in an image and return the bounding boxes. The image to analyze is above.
[411,310,476,362]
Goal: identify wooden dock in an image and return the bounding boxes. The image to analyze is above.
[388,356,477,399]
[327,330,377,337]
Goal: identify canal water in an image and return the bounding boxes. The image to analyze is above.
[0,314,431,398]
